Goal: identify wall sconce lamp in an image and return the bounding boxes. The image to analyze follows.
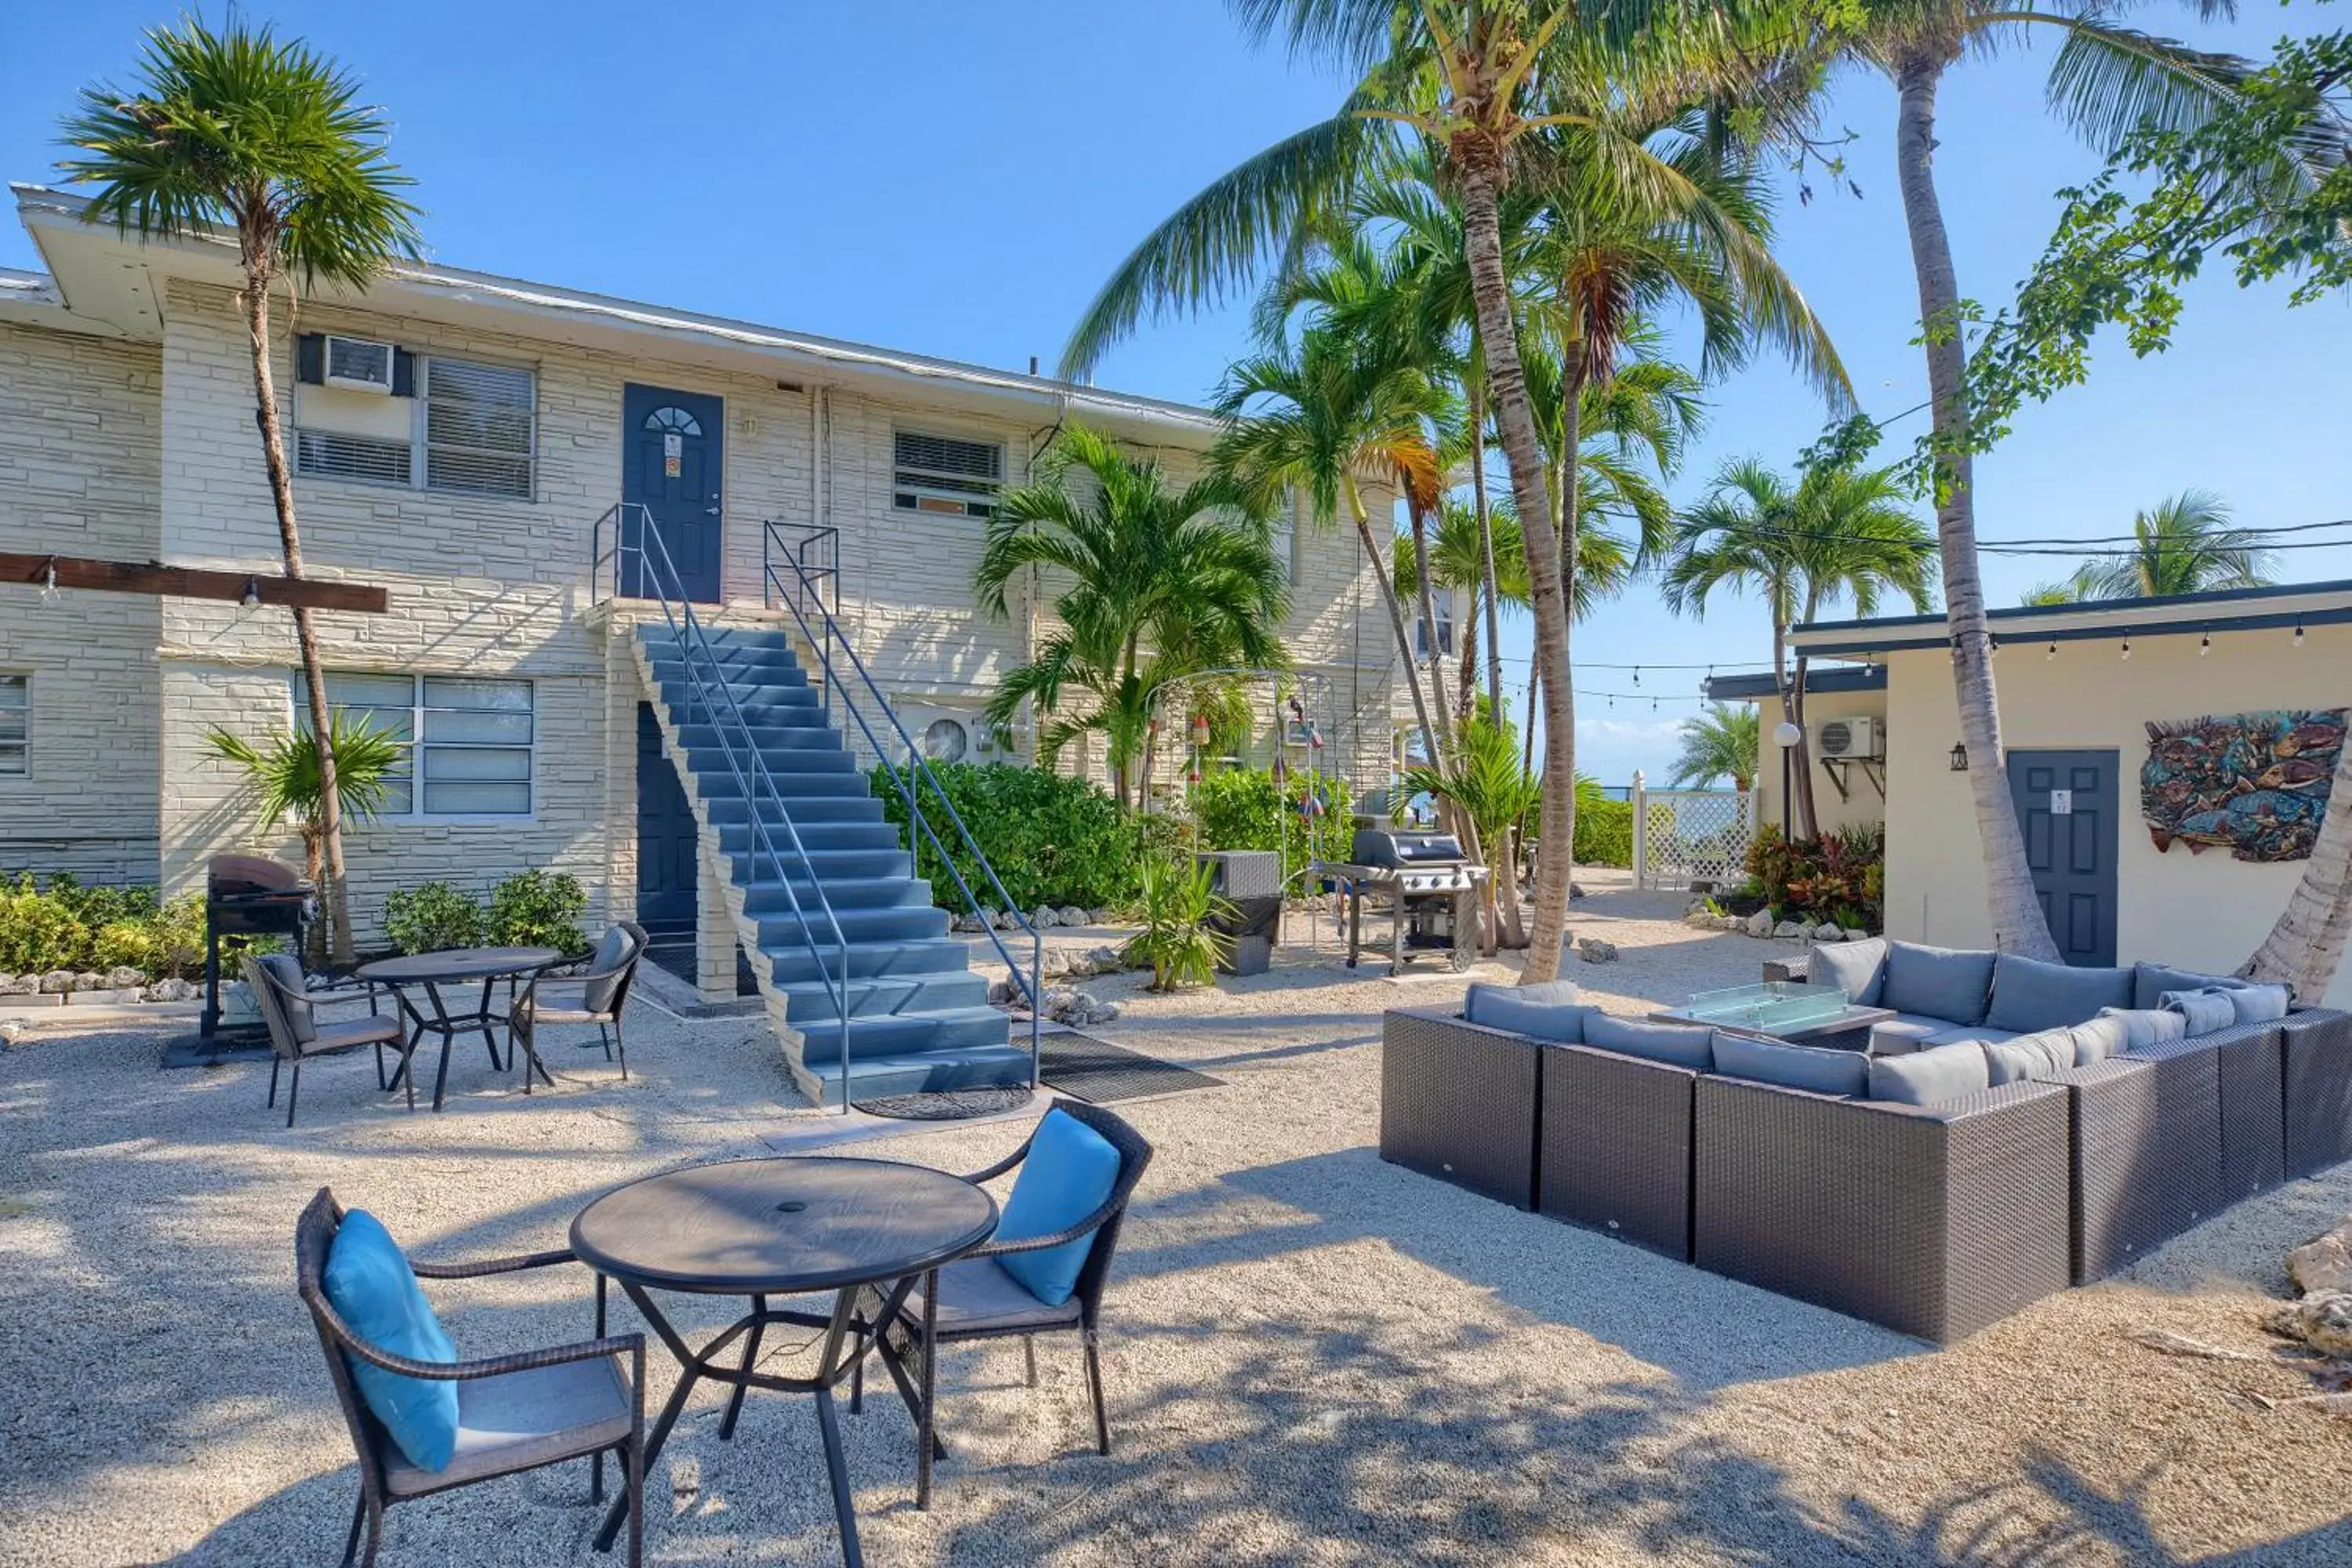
[1949,742,1969,772]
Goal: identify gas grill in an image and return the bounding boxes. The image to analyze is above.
[1323,828,1486,971]
[202,855,314,1039]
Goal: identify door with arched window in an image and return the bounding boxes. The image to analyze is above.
[621,383,724,602]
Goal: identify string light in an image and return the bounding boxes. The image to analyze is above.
[2199,633,2211,656]
[38,557,60,605]
[2121,638,2132,660]
[2045,641,2056,660]
[239,575,262,612]
[2294,622,2306,648]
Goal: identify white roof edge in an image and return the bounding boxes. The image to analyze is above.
[11,182,1220,436]
[1788,583,2352,649]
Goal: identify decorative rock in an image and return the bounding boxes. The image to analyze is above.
[0,1017,27,1047]
[38,970,75,995]
[953,913,988,934]
[1029,906,1058,930]
[1742,910,1775,938]
[1059,906,1090,928]
[1684,909,1717,929]
[1813,923,1843,943]
[1577,938,1620,964]
[1570,882,1589,900]
[1088,908,1114,926]
[0,973,34,996]
[1842,928,1871,942]
[1771,920,1806,940]
[104,966,147,990]
[986,976,1014,1006]
[2273,1290,2352,1358]
[151,977,199,1002]
[1092,1000,1123,1023]
[2290,1219,2352,1298]
[1088,944,1125,973]
[74,971,107,992]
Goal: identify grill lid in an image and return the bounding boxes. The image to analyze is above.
[1348,829,1468,867]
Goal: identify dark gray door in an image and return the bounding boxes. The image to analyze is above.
[2007,749,2119,966]
[621,383,724,602]
[635,703,698,942]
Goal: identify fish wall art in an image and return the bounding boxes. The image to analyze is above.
[2141,709,2345,862]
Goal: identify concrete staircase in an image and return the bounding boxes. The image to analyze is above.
[631,622,1029,1104]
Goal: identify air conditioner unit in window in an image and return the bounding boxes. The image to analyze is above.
[900,709,1005,766]
[1814,716,1882,760]
[322,335,397,394]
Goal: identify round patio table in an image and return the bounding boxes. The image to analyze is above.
[572,1156,998,1567]
[354,946,563,1111]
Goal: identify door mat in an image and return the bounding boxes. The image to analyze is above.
[852,1087,1036,1121]
[1041,1033,1225,1105]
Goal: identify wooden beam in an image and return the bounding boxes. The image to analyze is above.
[0,553,390,614]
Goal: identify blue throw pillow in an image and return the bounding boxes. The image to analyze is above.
[2132,961,2246,1012]
[2160,987,2237,1037]
[1984,953,2133,1034]
[2096,1007,2187,1053]
[1710,1032,1869,1097]
[1463,981,1589,1043]
[997,1109,1124,1308]
[1881,942,1996,1026]
[1581,1013,1714,1071]
[2228,983,2291,1025]
[321,1210,459,1472]
[1809,937,1887,1008]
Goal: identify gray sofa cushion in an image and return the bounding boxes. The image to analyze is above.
[1984,953,2133,1033]
[2133,961,2247,1011]
[2096,1006,2187,1053]
[2068,1014,2132,1066]
[1581,1013,1715,1071]
[2161,987,2238,1036]
[1984,1028,2077,1085]
[2229,983,2292,1025]
[1465,982,1590,1042]
[1809,937,1887,1007]
[1867,1041,1991,1105]
[1867,1014,1951,1055]
[1922,1024,2020,1048]
[1882,942,1996,1026]
[1711,1032,1869,1097]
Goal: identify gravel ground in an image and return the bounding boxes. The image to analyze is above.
[3,873,2350,1567]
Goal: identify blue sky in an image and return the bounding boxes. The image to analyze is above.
[5,2,2344,782]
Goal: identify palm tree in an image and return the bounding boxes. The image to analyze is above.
[1395,500,1533,725]
[976,424,1288,810]
[2067,490,2276,601]
[1809,0,2292,958]
[205,714,402,965]
[1671,703,1762,793]
[1404,716,1541,954]
[1664,458,1937,838]
[62,16,422,964]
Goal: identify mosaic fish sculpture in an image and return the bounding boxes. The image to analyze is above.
[2141,709,2345,862]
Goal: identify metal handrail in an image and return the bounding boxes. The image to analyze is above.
[762,520,1043,1088]
[594,503,857,1111]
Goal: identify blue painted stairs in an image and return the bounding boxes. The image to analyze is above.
[631,623,1028,1104]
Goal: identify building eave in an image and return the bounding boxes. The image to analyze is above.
[1789,579,2352,659]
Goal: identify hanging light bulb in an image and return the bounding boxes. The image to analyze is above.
[2199,633,2211,657]
[2294,622,2306,648]
[2045,641,2057,661]
[2121,638,2132,661]
[1989,635,2001,658]
[1632,666,1642,686]
[38,557,61,605]
[239,575,262,612]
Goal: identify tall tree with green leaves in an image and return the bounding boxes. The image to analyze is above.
[62,16,422,964]
[2020,490,2274,603]
[1664,457,1936,837]
[1671,702,1762,793]
[976,424,1288,810]
[205,714,402,965]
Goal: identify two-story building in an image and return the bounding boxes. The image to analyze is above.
[0,183,1400,1090]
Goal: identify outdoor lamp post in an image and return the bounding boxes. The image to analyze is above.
[1773,720,1802,837]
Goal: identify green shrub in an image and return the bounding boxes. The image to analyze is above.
[381,881,488,955]
[486,869,590,956]
[872,763,1143,911]
[1120,855,1235,991]
[0,877,255,979]
[0,876,93,973]
[1185,767,1352,881]
[1573,796,1634,867]
[1744,822,1886,930]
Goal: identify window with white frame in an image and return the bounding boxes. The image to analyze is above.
[1272,488,1301,585]
[1413,600,1457,659]
[893,430,1002,518]
[296,672,535,817]
[294,345,536,500]
[0,675,25,776]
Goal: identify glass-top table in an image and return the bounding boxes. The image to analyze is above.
[1650,980,1893,1050]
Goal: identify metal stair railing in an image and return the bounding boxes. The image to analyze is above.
[592,503,858,1111]
[764,520,1042,1088]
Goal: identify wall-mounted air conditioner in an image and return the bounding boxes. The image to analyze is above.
[901,709,1005,765]
[322,335,398,394]
[1813,716,1882,760]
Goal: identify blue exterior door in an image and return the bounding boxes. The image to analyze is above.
[2007,749,2120,966]
[621,383,724,602]
[635,702,698,939]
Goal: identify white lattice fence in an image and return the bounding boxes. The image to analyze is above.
[1632,779,1755,891]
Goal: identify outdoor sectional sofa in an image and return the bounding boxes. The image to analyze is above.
[1380,944,2352,1344]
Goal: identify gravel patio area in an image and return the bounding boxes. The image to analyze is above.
[3,875,2350,1566]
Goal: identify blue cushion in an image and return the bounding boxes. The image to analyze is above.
[1867,1014,1949,1055]
[2161,987,2238,1037]
[1985,953,2133,1033]
[1581,1013,1714,1071]
[2068,1014,2132,1066]
[2096,1006,2187,1053]
[2229,983,2291,1025]
[1464,981,1589,1043]
[1922,1024,2019,1047]
[2133,962,2247,1012]
[1710,1032,1869,1097]
[1984,1028,2076,1084]
[321,1210,459,1472]
[1881,942,1996,1026]
[996,1109,1124,1308]
[1809,937,1886,1008]
[1867,1041,1991,1105]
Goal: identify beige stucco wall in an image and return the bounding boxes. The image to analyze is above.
[0,320,163,884]
[1753,687,1890,840]
[1877,629,2352,1007]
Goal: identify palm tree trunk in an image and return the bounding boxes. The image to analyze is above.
[1788,589,1822,840]
[1468,376,1504,721]
[1345,475,1445,783]
[2241,737,2352,999]
[1454,150,1572,983]
[1406,501,1458,764]
[1456,603,1480,727]
[1893,56,2059,960]
[241,261,355,967]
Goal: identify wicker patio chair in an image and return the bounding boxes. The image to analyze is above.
[295,1188,646,1568]
[505,922,648,1089]
[245,954,405,1127]
[853,1101,1154,1509]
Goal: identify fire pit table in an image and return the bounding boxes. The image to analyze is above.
[1650,980,1893,1053]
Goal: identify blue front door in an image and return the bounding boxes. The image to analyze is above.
[621,383,724,602]
[2008,749,2120,966]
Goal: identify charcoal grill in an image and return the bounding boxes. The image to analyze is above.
[202,854,313,1039]
[1323,828,1486,972]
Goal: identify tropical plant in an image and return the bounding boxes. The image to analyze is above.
[1571,774,1634,866]
[1671,703,1761,793]
[2021,490,2274,604]
[1120,855,1236,992]
[0,877,211,979]
[485,870,590,957]
[204,713,403,962]
[381,881,488,956]
[1186,766,1353,881]
[976,423,1288,810]
[1746,822,1886,930]
[1404,717,1542,953]
[1663,457,1936,837]
[61,16,423,965]
[870,764,1148,912]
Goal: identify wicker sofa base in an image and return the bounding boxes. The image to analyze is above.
[2285,1009,2352,1179]
[1380,1008,1539,1210]
[1538,1044,1697,1259]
